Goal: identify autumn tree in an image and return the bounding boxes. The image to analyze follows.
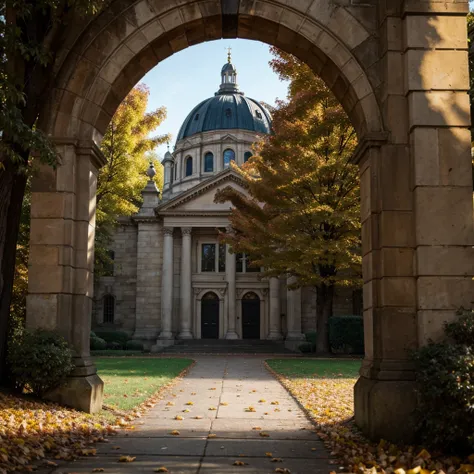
[215,49,361,353]
[0,1,109,376]
[95,85,168,276]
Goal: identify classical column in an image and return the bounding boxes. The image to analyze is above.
[268,277,283,340]
[159,227,174,339]
[225,237,238,339]
[286,276,304,341]
[178,227,193,339]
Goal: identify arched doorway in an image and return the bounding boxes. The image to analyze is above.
[242,292,260,340]
[201,292,219,339]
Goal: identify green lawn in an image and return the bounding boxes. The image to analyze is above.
[95,357,193,411]
[266,358,361,379]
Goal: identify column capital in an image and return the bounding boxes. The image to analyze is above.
[181,227,192,236]
[163,226,174,236]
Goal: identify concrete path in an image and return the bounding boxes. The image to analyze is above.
[49,357,332,473]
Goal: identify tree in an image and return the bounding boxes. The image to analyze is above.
[95,85,168,276]
[215,49,361,353]
[0,1,108,377]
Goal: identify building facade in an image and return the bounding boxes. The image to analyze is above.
[93,57,358,350]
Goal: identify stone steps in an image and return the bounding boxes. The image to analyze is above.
[159,339,295,354]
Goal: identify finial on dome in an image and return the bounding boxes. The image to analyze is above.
[227,47,232,63]
[146,161,156,179]
[218,49,239,95]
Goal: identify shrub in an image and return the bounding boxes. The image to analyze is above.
[8,329,75,397]
[107,341,122,350]
[413,341,474,452]
[90,331,97,338]
[445,309,474,346]
[90,337,107,350]
[94,330,129,348]
[298,342,313,353]
[126,340,144,351]
[329,315,364,354]
[305,331,317,352]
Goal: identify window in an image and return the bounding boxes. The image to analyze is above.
[201,244,216,272]
[185,156,192,177]
[225,108,232,118]
[194,113,199,121]
[244,151,252,163]
[103,294,115,323]
[223,149,235,169]
[201,243,226,273]
[218,244,226,272]
[236,253,260,273]
[255,110,262,119]
[204,152,214,172]
[174,162,177,180]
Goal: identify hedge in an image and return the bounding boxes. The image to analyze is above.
[126,340,144,351]
[90,337,107,350]
[94,330,130,348]
[329,315,364,354]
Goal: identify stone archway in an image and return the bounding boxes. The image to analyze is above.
[27,1,474,442]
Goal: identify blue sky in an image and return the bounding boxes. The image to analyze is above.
[140,39,288,158]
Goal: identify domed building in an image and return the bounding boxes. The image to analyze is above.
[93,55,358,351]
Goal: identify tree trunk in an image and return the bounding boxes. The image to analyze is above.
[315,283,335,354]
[0,158,28,382]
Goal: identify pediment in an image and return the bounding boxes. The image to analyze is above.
[157,170,248,214]
[221,133,238,142]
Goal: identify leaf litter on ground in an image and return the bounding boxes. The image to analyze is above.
[264,361,474,474]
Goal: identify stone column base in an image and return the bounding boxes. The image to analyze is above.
[151,339,175,352]
[286,332,305,341]
[267,331,283,340]
[133,329,159,341]
[225,331,239,340]
[159,331,173,339]
[177,330,193,339]
[45,360,103,413]
[354,376,418,443]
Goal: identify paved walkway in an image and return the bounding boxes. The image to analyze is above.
[48,357,332,473]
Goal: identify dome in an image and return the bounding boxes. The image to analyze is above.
[176,52,272,141]
[176,94,272,141]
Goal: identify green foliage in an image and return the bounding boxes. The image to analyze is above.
[7,329,74,396]
[94,330,130,348]
[445,309,474,345]
[298,342,313,353]
[90,337,107,350]
[126,340,144,351]
[305,331,317,352]
[106,341,122,350]
[90,331,97,338]
[413,310,474,452]
[329,316,364,354]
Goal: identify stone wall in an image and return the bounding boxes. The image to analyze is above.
[93,220,138,333]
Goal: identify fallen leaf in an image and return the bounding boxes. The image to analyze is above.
[265,452,273,457]
[271,401,279,405]
[194,416,203,419]
[252,426,262,430]
[275,469,291,473]
[271,458,284,462]
[259,432,270,438]
[170,430,180,436]
[92,469,105,472]
[220,402,229,406]
[208,434,217,439]
[233,461,247,466]
[209,407,217,411]
[153,468,168,472]
[186,401,194,406]
[174,415,184,421]
[259,399,266,403]
[118,456,135,463]
[245,406,256,412]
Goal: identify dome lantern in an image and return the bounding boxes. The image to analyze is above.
[218,48,239,95]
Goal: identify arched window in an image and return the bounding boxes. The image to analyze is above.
[103,294,115,324]
[204,152,214,172]
[185,156,193,177]
[223,149,235,169]
[244,151,252,163]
